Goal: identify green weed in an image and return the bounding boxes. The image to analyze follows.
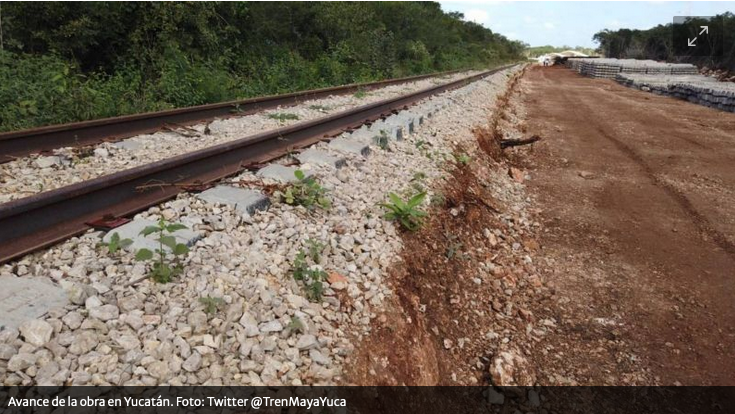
[410,172,426,193]
[134,218,190,283]
[291,242,329,301]
[101,232,132,255]
[199,295,225,315]
[444,233,465,259]
[306,238,325,263]
[412,171,427,181]
[268,112,300,122]
[380,192,428,231]
[454,152,471,165]
[282,170,331,210]
[288,316,305,333]
[430,192,446,207]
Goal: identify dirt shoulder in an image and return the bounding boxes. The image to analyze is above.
[519,66,735,385]
[343,68,553,388]
[344,64,735,388]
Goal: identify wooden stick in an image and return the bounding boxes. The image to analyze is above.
[500,135,541,149]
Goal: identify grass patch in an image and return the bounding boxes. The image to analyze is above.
[268,112,300,122]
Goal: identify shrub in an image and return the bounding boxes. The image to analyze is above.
[0,2,525,132]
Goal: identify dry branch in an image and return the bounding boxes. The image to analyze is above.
[500,135,541,149]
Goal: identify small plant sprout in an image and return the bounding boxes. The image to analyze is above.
[199,295,225,315]
[306,238,325,263]
[101,232,132,255]
[430,191,446,207]
[380,191,428,231]
[282,170,331,210]
[288,316,305,333]
[444,232,465,259]
[412,171,427,182]
[454,152,471,165]
[353,89,368,99]
[415,140,434,157]
[291,245,329,302]
[268,112,300,122]
[134,218,190,284]
[411,171,427,192]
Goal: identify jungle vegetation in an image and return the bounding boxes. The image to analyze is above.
[0,2,525,132]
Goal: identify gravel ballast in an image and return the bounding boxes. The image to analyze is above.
[0,66,521,386]
[0,71,479,203]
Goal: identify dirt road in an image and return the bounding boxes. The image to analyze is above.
[521,66,735,385]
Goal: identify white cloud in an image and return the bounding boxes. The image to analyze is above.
[607,19,622,29]
[464,8,490,25]
[543,22,556,30]
[523,16,537,24]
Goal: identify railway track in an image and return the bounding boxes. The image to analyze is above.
[0,69,467,164]
[0,65,514,265]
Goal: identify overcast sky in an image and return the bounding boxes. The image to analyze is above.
[439,1,735,48]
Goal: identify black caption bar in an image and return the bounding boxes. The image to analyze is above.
[2,386,735,413]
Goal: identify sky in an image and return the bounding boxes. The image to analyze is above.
[439,1,735,48]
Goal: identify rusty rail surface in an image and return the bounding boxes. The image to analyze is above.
[0,70,467,164]
[0,65,514,264]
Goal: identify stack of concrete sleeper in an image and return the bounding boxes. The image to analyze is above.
[614,73,734,112]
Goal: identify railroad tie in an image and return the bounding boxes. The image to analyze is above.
[197,186,271,217]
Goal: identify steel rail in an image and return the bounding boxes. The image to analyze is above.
[0,69,467,164]
[0,65,514,264]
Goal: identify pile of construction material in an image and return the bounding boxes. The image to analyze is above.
[671,82,735,112]
[615,73,735,113]
[566,58,698,79]
[565,58,734,113]
[615,74,717,92]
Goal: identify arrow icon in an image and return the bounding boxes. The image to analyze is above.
[688,37,697,47]
[699,26,709,35]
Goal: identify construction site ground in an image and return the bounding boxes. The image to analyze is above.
[516,66,735,385]
[347,65,735,388]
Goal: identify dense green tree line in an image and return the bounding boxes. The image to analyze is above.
[593,12,735,69]
[0,2,524,132]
